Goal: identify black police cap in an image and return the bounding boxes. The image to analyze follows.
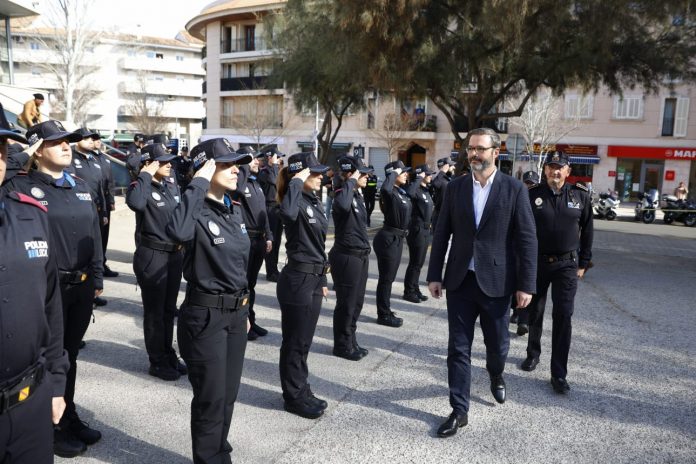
[134,133,146,143]
[26,120,82,145]
[147,134,169,145]
[436,157,450,168]
[74,127,99,140]
[337,155,373,174]
[545,151,570,167]
[287,152,329,174]
[384,160,411,175]
[236,146,257,156]
[522,170,540,184]
[141,143,176,164]
[0,116,27,144]
[190,138,252,172]
[414,164,436,176]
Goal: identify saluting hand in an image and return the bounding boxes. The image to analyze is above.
[141,160,160,176]
[350,169,361,181]
[294,167,311,182]
[194,159,216,182]
[394,168,402,175]
[428,282,442,299]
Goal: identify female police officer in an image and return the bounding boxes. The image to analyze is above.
[275,152,330,419]
[329,156,373,361]
[403,164,435,303]
[373,160,411,328]
[126,143,186,381]
[6,120,103,457]
[0,123,69,464]
[166,138,252,464]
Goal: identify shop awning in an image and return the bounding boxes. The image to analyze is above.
[297,141,352,150]
[568,155,600,164]
[498,153,531,161]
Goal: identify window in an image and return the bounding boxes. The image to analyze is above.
[31,67,41,76]
[662,97,690,137]
[155,53,164,59]
[148,74,164,82]
[176,75,185,83]
[222,64,235,78]
[127,49,136,57]
[176,55,184,61]
[564,94,593,119]
[249,63,256,78]
[29,42,40,50]
[145,51,155,59]
[613,95,643,119]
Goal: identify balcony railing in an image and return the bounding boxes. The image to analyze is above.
[221,114,282,129]
[220,37,268,54]
[220,76,278,91]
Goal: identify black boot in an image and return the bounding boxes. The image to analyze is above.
[54,423,87,458]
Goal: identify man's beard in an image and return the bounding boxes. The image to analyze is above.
[469,157,492,172]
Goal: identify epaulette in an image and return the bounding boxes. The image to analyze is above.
[13,192,48,212]
[129,181,138,187]
[574,182,589,192]
[334,188,344,193]
[232,200,241,206]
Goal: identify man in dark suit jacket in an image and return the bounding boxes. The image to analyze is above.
[426,127,538,437]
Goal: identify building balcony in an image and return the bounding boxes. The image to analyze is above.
[118,80,202,98]
[119,57,205,76]
[220,76,280,92]
[119,100,205,119]
[221,37,267,54]
[221,114,282,129]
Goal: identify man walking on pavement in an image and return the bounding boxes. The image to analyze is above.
[519,152,593,395]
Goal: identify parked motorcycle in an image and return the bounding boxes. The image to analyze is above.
[661,194,696,227]
[635,189,660,224]
[592,190,619,220]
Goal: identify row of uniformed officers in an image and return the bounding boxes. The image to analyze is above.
[0,115,453,464]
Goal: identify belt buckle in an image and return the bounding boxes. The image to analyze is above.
[80,273,87,282]
[547,256,555,263]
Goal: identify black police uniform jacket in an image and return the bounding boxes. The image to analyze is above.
[279,178,329,287]
[233,165,273,240]
[257,163,279,207]
[7,170,104,290]
[167,177,250,294]
[528,182,593,269]
[68,148,107,215]
[331,177,370,251]
[126,171,181,245]
[407,181,434,229]
[379,171,412,230]
[430,171,450,212]
[0,189,69,394]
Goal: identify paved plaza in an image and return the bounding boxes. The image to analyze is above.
[57,201,696,464]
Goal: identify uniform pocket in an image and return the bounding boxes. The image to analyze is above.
[180,306,213,340]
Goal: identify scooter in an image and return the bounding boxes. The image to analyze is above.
[592,190,619,220]
[635,189,660,224]
[662,195,696,227]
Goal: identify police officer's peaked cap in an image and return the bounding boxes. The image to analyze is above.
[337,155,373,174]
[190,138,252,172]
[260,146,285,158]
[134,133,146,143]
[384,160,411,175]
[436,157,450,168]
[74,127,100,140]
[414,164,436,176]
[180,146,189,152]
[236,145,257,156]
[0,117,27,144]
[26,120,82,145]
[545,151,570,166]
[522,170,540,184]
[141,143,176,164]
[287,152,329,174]
[147,134,169,146]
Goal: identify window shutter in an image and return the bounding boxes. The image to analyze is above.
[674,97,690,137]
[613,97,620,118]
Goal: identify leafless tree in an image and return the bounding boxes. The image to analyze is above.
[223,93,291,149]
[509,90,582,173]
[371,111,410,161]
[126,73,168,135]
[37,0,102,126]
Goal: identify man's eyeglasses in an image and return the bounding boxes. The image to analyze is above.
[465,146,495,154]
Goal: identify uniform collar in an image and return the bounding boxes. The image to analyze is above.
[204,196,232,214]
[32,169,75,188]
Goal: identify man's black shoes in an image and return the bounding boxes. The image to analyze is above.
[402,293,422,303]
[516,323,529,336]
[355,344,369,357]
[149,364,180,381]
[437,412,468,437]
[93,296,107,307]
[490,375,506,404]
[377,312,403,328]
[284,398,324,419]
[252,323,268,336]
[103,265,119,278]
[68,413,102,445]
[551,377,571,394]
[417,292,428,301]
[520,356,539,372]
[247,329,259,341]
[54,426,87,458]
[333,347,365,361]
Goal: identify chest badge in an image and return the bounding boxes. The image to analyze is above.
[30,187,45,199]
[535,197,543,206]
[208,220,220,236]
[353,198,358,208]
[74,159,81,167]
[306,206,314,218]
[151,192,162,201]
[422,193,427,199]
[567,201,581,209]
[240,223,247,234]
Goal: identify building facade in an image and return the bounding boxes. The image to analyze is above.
[187,0,696,198]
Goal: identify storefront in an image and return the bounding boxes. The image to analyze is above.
[497,142,599,183]
[607,145,696,201]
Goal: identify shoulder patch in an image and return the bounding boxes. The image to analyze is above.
[574,182,589,192]
[14,192,48,212]
[231,200,241,206]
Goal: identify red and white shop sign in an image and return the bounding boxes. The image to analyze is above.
[608,145,696,160]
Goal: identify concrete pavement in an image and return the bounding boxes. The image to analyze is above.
[57,199,696,464]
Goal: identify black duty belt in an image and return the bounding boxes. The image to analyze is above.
[186,288,250,312]
[246,228,264,239]
[0,363,44,415]
[59,269,90,285]
[286,260,330,276]
[332,245,371,258]
[540,251,576,263]
[139,235,183,253]
[383,225,408,237]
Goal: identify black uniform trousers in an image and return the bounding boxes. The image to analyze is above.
[431,209,440,235]
[133,246,184,366]
[264,205,282,277]
[364,195,375,226]
[277,269,323,402]
[446,272,511,415]
[246,236,266,325]
[178,303,248,464]
[100,210,111,268]
[329,249,369,351]
[0,371,53,464]
[403,224,430,296]
[526,258,578,379]
[60,277,95,418]
[373,229,405,318]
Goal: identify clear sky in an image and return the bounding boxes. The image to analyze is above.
[32,0,209,39]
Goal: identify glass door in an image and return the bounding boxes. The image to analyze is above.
[641,162,663,194]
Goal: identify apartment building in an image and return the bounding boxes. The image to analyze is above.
[187,0,696,198]
[1,21,205,146]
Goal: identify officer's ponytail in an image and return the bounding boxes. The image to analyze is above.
[276,167,291,203]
